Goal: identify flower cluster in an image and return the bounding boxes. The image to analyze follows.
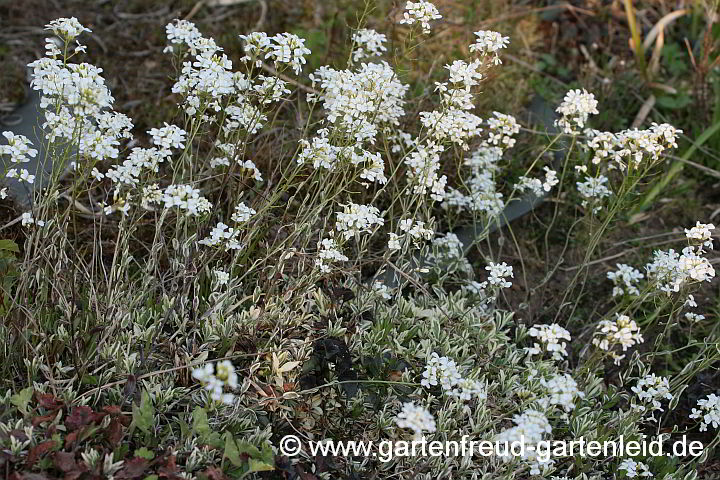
[576,175,611,212]
[689,394,720,432]
[395,402,437,437]
[516,167,559,197]
[645,245,715,293]
[525,323,571,361]
[585,123,683,170]
[351,28,387,62]
[607,263,644,297]
[191,361,238,404]
[399,1,442,34]
[555,88,598,134]
[388,219,434,250]
[495,409,552,475]
[420,353,486,401]
[238,32,311,75]
[486,262,514,288]
[335,203,384,239]
[485,112,520,148]
[162,184,212,216]
[199,223,242,251]
[630,374,673,419]
[315,238,349,273]
[685,221,714,252]
[538,373,585,412]
[618,459,653,478]
[592,314,644,365]
[470,30,510,65]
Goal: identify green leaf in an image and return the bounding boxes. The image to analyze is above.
[192,407,211,439]
[143,476,159,480]
[131,390,154,434]
[236,440,261,458]
[134,447,155,460]
[11,387,33,414]
[0,239,19,253]
[223,432,244,467]
[248,458,274,472]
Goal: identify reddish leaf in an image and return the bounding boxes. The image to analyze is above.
[63,431,79,449]
[54,451,79,473]
[32,412,58,427]
[35,393,64,410]
[199,467,227,480]
[102,405,122,416]
[26,440,56,466]
[65,407,95,431]
[105,419,125,447]
[115,457,149,479]
[158,455,183,479]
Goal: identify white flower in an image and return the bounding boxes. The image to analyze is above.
[631,374,672,419]
[495,409,552,474]
[199,222,243,251]
[592,314,644,365]
[372,281,393,300]
[351,28,387,62]
[538,374,585,412]
[0,188,6,199]
[646,246,715,293]
[619,458,653,478]
[214,269,230,287]
[690,393,720,432]
[420,352,462,390]
[685,221,714,251]
[162,184,212,216]
[486,262,513,288]
[399,1,442,34]
[192,361,238,404]
[148,123,186,153]
[555,88,598,134]
[230,202,256,223]
[526,323,571,360]
[264,33,311,75]
[0,132,38,163]
[577,175,611,211]
[45,17,90,42]
[335,203,384,239]
[395,402,436,437]
[315,238,348,273]
[607,263,644,297]
[469,30,509,64]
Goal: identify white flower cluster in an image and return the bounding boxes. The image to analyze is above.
[239,32,311,75]
[191,360,238,404]
[516,167,559,197]
[576,175,611,212]
[395,402,437,437]
[486,262,514,288]
[630,373,672,419]
[315,238,349,273]
[444,147,506,215]
[525,323,571,361]
[1,132,38,185]
[585,123,683,170]
[495,409,552,475]
[230,202,256,223]
[420,353,486,401]
[618,459,653,478]
[538,373,585,412]
[690,393,720,432]
[685,221,714,252]
[309,62,408,145]
[485,112,520,148]
[470,30,510,65]
[645,243,715,293]
[351,28,387,62]
[607,263,644,297]
[335,203,384,240]
[213,269,230,287]
[46,17,91,42]
[404,142,447,201]
[162,184,212,216]
[199,223,242,251]
[592,314,644,365]
[399,1,442,34]
[21,212,45,228]
[388,219,434,250]
[555,88,599,134]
